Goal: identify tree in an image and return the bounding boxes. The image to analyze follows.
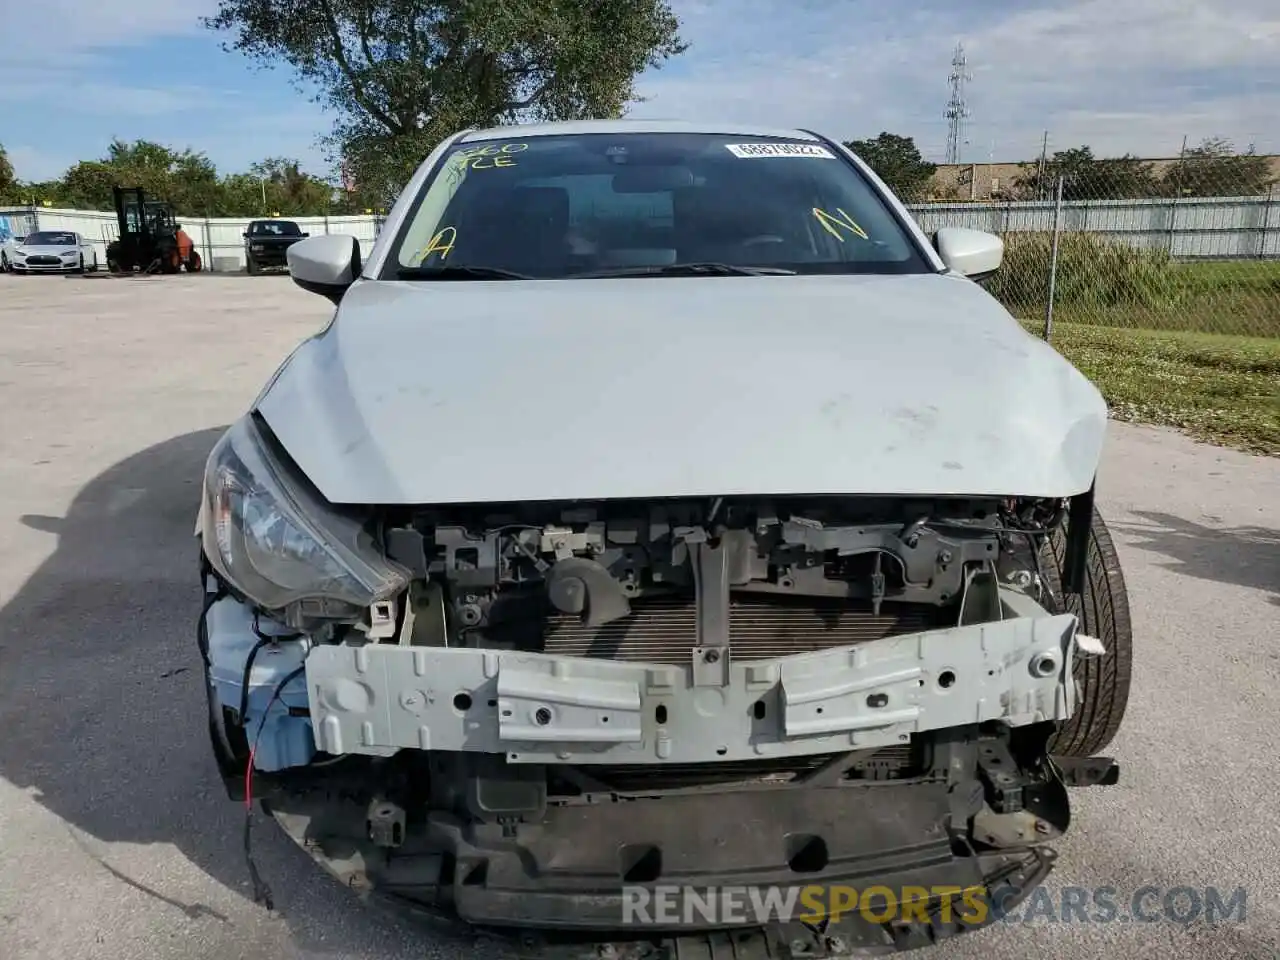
[843,133,937,201]
[204,0,687,203]
[0,143,15,196]
[1013,146,1159,201]
[251,157,335,214]
[5,137,338,216]
[1162,137,1276,198]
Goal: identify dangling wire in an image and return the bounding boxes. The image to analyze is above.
[242,663,305,911]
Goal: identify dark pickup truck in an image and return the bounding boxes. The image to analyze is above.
[243,219,309,273]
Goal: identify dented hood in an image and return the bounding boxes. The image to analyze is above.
[256,274,1107,505]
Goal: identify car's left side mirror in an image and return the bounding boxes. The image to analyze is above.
[301,232,310,238]
[288,234,361,304]
[934,227,1003,280]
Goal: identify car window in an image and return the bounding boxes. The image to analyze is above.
[387,132,928,279]
[25,232,78,246]
[251,221,302,236]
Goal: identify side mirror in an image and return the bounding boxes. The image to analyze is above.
[288,234,361,304]
[242,232,249,239]
[301,232,310,238]
[934,227,1003,280]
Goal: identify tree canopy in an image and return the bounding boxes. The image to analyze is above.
[842,133,937,201]
[0,138,349,216]
[0,144,14,196]
[1014,146,1160,201]
[1164,137,1275,198]
[1013,139,1275,201]
[204,0,686,203]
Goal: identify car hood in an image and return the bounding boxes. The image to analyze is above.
[256,274,1107,505]
[14,244,73,254]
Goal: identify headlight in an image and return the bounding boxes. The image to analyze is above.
[61,250,78,257]
[251,244,265,251]
[200,415,409,620]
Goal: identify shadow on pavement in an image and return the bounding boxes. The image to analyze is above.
[0,428,475,957]
[1116,510,1280,600]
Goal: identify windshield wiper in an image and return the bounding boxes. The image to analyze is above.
[570,262,796,279]
[397,265,533,280]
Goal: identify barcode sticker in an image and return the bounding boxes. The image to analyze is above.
[724,143,835,159]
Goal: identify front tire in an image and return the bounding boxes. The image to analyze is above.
[1043,506,1134,757]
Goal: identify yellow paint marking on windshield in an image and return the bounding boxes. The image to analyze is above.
[813,207,870,241]
[469,155,517,170]
[457,142,528,170]
[412,226,457,264]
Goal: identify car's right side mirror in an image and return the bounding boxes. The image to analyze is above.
[287,234,362,304]
[933,227,1003,281]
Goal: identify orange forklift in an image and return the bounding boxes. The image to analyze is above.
[105,187,203,274]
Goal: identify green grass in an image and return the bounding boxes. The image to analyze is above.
[994,236,1280,338]
[1025,321,1280,455]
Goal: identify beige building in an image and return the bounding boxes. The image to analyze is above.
[928,155,1280,201]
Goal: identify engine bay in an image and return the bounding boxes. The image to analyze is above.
[374,494,1066,658]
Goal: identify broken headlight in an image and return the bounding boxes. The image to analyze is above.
[200,415,409,620]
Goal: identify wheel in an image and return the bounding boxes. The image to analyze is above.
[1041,505,1134,757]
[1,252,8,272]
[246,256,258,275]
[87,251,99,273]
[76,254,85,274]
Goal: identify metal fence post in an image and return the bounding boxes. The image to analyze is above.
[1043,176,1065,341]
[1260,187,1275,260]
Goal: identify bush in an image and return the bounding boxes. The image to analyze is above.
[988,233,1183,314]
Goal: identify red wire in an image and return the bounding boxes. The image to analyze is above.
[245,746,256,810]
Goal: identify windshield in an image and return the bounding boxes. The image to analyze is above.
[250,221,303,237]
[385,132,929,279]
[25,231,77,246]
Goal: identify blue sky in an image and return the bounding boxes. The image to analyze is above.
[2,0,1277,182]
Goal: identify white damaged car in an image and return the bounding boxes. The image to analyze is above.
[195,120,1132,957]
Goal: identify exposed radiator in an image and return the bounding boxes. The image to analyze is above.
[541,593,947,664]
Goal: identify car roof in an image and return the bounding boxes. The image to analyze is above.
[457,118,823,143]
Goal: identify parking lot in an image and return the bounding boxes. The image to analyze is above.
[0,273,1276,960]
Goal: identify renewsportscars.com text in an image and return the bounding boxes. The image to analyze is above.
[621,884,1248,927]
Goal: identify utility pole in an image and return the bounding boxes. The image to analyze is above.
[944,43,972,166]
[1036,130,1049,197]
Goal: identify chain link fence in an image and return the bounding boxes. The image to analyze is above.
[910,162,1280,341]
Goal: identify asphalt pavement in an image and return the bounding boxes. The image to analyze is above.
[0,274,1276,959]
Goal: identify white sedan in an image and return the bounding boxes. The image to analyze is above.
[7,230,100,274]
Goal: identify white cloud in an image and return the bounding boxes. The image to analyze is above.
[1,0,215,62]
[633,0,1280,161]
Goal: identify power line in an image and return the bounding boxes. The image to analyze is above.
[944,43,972,165]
